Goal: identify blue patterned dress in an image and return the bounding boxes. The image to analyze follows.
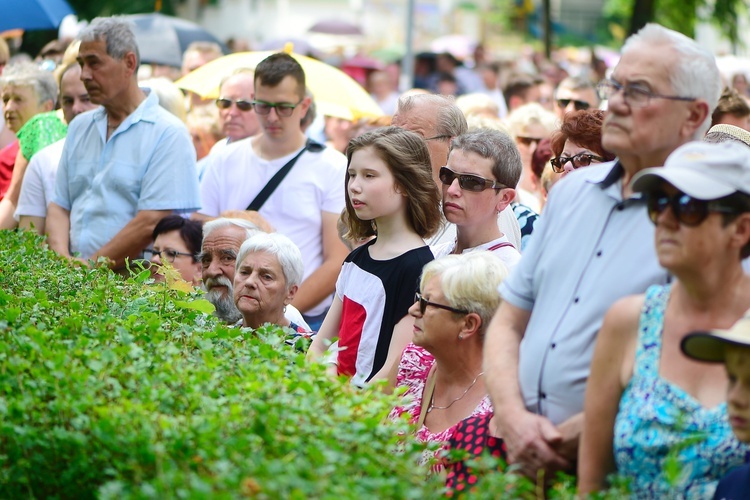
[613,285,748,498]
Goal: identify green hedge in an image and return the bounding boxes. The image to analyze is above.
[0,230,444,498]
[1,230,633,499]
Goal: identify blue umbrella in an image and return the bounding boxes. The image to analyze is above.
[0,0,75,32]
[125,13,228,68]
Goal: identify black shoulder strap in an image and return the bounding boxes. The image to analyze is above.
[245,139,325,212]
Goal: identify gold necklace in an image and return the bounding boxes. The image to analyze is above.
[427,369,484,413]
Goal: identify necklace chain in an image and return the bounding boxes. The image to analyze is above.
[427,369,484,413]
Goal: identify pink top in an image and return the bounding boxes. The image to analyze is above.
[389,343,493,467]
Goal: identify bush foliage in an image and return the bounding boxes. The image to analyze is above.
[0,230,441,498]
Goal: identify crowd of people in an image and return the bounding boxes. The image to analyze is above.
[6,13,750,497]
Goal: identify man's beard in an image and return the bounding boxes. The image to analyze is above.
[204,276,242,324]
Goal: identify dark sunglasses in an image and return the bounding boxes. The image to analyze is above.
[251,99,303,117]
[415,292,469,315]
[550,152,606,173]
[516,136,542,147]
[439,166,505,192]
[216,98,253,112]
[646,190,740,226]
[556,98,591,111]
[144,248,194,263]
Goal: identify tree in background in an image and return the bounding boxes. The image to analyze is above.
[606,0,747,48]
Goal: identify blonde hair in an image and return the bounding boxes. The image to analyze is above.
[420,252,509,333]
[505,102,558,139]
[456,92,500,120]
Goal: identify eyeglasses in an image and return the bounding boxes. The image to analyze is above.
[439,166,505,192]
[550,152,606,173]
[556,98,590,111]
[646,190,740,226]
[216,98,253,112]
[144,248,194,263]
[415,292,469,315]
[251,99,303,117]
[596,79,696,108]
[516,136,542,147]
[424,134,451,142]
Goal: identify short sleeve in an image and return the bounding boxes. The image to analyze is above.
[15,152,49,219]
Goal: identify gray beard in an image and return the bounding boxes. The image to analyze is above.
[204,277,242,324]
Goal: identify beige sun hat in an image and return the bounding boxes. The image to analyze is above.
[705,124,750,148]
[681,310,750,362]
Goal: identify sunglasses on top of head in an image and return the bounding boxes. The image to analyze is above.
[439,166,506,192]
[646,190,740,226]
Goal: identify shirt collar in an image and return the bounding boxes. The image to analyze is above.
[93,88,159,129]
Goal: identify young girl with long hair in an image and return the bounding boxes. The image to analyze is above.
[308,126,442,386]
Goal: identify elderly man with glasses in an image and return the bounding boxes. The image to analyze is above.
[483,23,721,480]
[195,53,348,331]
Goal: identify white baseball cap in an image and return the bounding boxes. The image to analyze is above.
[631,141,750,200]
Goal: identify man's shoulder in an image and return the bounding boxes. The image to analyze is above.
[303,143,347,170]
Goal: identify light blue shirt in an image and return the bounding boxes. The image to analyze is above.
[499,161,670,425]
[53,90,201,258]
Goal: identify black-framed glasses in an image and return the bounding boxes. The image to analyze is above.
[415,292,469,315]
[646,190,740,226]
[251,98,303,117]
[596,79,696,108]
[216,97,253,112]
[144,248,194,263]
[550,152,606,173]
[556,98,590,111]
[439,166,505,192]
[424,134,451,141]
[516,136,542,147]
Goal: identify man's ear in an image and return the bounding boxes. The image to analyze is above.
[124,51,138,76]
[680,99,710,140]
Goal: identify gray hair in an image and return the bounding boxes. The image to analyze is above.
[396,93,468,138]
[0,62,58,106]
[235,232,304,289]
[420,252,509,335]
[79,16,140,69]
[202,218,261,242]
[450,129,522,189]
[623,23,721,139]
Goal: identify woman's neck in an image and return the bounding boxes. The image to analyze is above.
[454,217,502,254]
[244,310,290,330]
[674,264,750,315]
[432,341,485,387]
[369,208,425,259]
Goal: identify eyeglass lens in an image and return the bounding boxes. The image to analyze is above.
[647,192,711,226]
[439,167,499,192]
[557,98,590,111]
[216,98,253,112]
[252,101,297,117]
